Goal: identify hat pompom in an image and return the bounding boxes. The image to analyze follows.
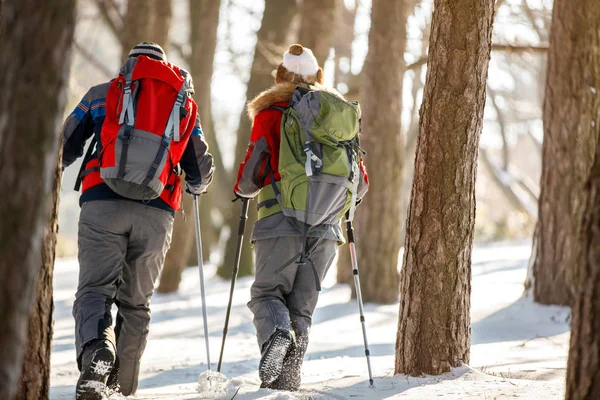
[288,44,304,56]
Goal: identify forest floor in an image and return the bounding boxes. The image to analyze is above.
[50,241,571,399]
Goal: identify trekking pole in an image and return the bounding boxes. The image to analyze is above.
[217,197,250,372]
[345,214,374,387]
[193,195,211,371]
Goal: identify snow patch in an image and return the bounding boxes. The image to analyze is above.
[197,370,238,399]
[92,359,113,375]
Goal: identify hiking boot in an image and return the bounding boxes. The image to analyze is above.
[262,333,308,391]
[259,329,294,385]
[76,339,116,400]
[106,356,120,392]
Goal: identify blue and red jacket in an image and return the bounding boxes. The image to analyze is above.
[62,82,214,213]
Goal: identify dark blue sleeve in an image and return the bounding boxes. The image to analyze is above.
[62,96,94,168]
[179,115,214,195]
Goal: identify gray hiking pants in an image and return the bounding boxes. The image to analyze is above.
[73,200,173,395]
[248,236,337,350]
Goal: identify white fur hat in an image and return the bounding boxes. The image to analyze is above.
[281,45,319,78]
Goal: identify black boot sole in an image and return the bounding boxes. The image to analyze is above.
[76,347,115,400]
[259,331,293,385]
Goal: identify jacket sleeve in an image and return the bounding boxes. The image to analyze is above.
[62,93,94,169]
[179,113,215,195]
[234,112,272,199]
[356,156,369,202]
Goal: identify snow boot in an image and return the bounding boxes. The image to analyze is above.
[76,339,116,400]
[106,356,120,392]
[262,333,308,391]
[259,329,294,385]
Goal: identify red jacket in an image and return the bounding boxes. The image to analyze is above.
[234,101,288,195]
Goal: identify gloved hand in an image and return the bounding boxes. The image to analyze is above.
[185,182,205,196]
[232,192,253,202]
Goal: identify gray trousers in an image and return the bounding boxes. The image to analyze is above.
[248,236,337,349]
[73,200,173,395]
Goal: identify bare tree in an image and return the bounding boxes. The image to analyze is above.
[529,0,600,306]
[95,0,168,62]
[395,0,495,376]
[151,0,172,50]
[334,2,358,285]
[158,0,221,293]
[562,0,600,396]
[217,0,298,278]
[0,1,76,398]
[297,0,340,65]
[353,0,410,304]
[121,0,154,61]
[18,153,62,400]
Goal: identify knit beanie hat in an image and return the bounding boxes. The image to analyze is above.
[128,42,167,62]
[275,44,324,85]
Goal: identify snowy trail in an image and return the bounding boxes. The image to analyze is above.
[51,242,571,399]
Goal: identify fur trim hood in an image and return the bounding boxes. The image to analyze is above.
[247,82,345,120]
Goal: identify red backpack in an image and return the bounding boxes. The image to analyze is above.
[99,55,196,200]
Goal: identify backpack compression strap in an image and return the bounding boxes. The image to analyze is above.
[141,76,191,187]
[117,75,140,180]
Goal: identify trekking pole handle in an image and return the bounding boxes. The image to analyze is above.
[238,198,249,235]
[345,211,355,243]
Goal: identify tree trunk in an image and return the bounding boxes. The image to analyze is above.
[150,0,172,50]
[18,153,62,400]
[567,146,600,399]
[157,0,221,293]
[395,0,495,376]
[529,0,600,307]
[217,0,298,279]
[0,1,75,398]
[297,0,339,65]
[353,0,409,304]
[121,0,154,62]
[334,3,357,286]
[561,0,600,397]
[189,0,221,265]
[157,193,196,293]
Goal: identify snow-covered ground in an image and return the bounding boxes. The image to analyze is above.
[51,242,571,399]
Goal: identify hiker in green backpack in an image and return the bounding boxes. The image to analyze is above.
[234,44,369,391]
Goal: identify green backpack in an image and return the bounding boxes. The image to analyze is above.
[261,86,367,228]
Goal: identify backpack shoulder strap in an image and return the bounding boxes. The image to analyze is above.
[118,58,138,126]
[268,105,288,113]
[74,136,98,191]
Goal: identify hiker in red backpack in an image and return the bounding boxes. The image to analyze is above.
[61,43,214,399]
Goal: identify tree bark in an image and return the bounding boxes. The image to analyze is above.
[332,2,357,285]
[18,152,62,400]
[395,0,495,376]
[150,0,172,50]
[0,1,75,398]
[121,0,154,62]
[567,146,600,399]
[217,0,298,279]
[561,0,600,397]
[297,0,340,65]
[158,0,221,293]
[353,0,409,304]
[530,0,600,307]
